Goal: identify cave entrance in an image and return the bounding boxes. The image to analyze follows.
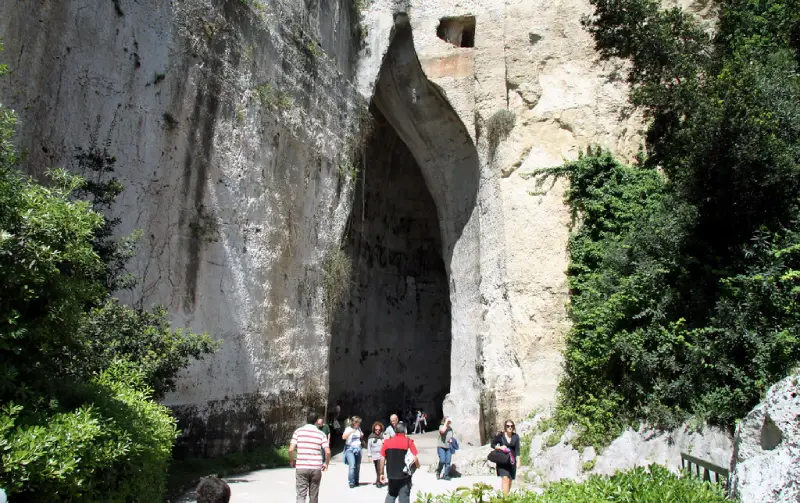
[329,15,483,444]
[327,107,451,431]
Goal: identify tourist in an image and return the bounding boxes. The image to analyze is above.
[315,416,331,444]
[289,412,331,503]
[342,415,364,488]
[384,413,400,438]
[413,409,426,434]
[379,422,419,503]
[367,421,386,487]
[436,417,454,480]
[195,475,231,503]
[491,419,521,497]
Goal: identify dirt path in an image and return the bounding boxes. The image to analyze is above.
[178,432,499,502]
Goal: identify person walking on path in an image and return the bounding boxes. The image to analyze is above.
[436,417,454,480]
[413,410,425,434]
[384,414,400,438]
[379,422,419,503]
[315,416,331,445]
[491,419,521,497]
[342,415,364,488]
[367,421,386,487]
[289,413,331,503]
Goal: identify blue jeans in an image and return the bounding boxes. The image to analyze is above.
[344,447,361,486]
[437,447,452,477]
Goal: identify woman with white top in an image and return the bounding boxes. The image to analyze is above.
[342,415,364,488]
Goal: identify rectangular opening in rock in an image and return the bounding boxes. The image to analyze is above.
[436,15,476,48]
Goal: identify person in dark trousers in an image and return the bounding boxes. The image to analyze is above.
[289,412,331,503]
[379,422,419,503]
[491,419,521,496]
[195,476,231,503]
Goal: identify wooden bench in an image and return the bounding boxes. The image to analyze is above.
[680,452,729,487]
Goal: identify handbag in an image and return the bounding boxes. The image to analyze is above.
[403,438,417,475]
[487,449,511,465]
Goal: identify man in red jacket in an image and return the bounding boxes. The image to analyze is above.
[378,422,419,503]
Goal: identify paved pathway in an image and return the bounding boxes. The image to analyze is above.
[179,432,499,502]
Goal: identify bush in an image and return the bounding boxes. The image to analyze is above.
[0,364,177,502]
[414,466,728,503]
[76,300,217,399]
[0,46,216,500]
[537,0,800,444]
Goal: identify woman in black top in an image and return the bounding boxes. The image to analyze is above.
[490,419,521,496]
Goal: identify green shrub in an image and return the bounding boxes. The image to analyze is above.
[414,466,728,502]
[0,364,177,502]
[0,46,216,500]
[76,300,218,399]
[533,0,800,443]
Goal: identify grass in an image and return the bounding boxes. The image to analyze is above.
[413,465,729,503]
[519,433,532,466]
[166,444,289,500]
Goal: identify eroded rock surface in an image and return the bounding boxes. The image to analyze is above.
[0,0,363,456]
[2,0,655,454]
[729,369,800,503]
[452,417,732,487]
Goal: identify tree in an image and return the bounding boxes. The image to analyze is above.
[0,43,217,498]
[543,0,800,443]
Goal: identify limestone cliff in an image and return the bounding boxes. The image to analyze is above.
[1,0,646,454]
[0,0,364,456]
[354,0,644,444]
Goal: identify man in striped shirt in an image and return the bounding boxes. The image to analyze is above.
[289,413,331,503]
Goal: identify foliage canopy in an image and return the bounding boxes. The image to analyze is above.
[0,55,216,498]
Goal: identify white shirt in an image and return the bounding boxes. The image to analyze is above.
[344,426,363,448]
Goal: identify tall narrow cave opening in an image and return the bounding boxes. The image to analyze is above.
[328,107,452,429]
[329,16,483,444]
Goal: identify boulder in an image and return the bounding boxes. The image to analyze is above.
[729,369,800,503]
[525,422,730,485]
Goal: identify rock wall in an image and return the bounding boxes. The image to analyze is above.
[2,0,657,454]
[729,369,800,503]
[357,0,644,444]
[0,0,364,456]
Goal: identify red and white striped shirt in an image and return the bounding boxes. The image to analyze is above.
[290,424,329,470]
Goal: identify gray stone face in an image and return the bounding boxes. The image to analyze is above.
[0,0,662,457]
[0,0,364,456]
[729,369,800,503]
